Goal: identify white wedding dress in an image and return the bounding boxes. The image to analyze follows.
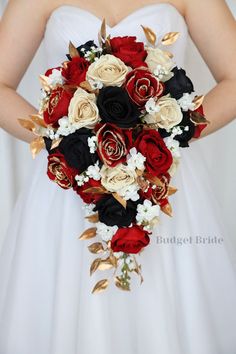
[0,4,236,354]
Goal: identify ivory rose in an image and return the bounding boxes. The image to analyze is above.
[100,164,137,193]
[145,47,175,82]
[144,95,183,129]
[86,54,129,87]
[68,87,99,129]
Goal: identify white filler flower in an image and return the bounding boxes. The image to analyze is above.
[136,199,160,225]
[86,161,101,181]
[164,137,181,158]
[57,116,76,137]
[127,147,146,171]
[87,136,98,154]
[177,93,196,111]
[96,222,118,242]
[47,68,65,87]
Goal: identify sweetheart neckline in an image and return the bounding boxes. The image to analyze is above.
[46,2,186,30]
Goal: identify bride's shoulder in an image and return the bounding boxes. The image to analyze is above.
[11,0,69,22]
[4,0,59,22]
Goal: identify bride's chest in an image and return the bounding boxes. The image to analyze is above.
[43,4,188,67]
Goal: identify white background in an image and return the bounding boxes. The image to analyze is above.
[0,0,236,251]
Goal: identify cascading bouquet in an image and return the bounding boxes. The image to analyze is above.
[19,20,209,293]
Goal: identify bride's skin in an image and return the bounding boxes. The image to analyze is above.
[0,0,236,143]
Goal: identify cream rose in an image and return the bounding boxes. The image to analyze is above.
[86,54,129,87]
[100,164,137,193]
[144,95,183,129]
[145,47,175,82]
[68,87,99,129]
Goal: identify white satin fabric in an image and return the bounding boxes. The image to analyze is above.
[0,4,236,354]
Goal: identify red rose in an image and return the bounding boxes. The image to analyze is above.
[135,130,173,177]
[74,178,103,204]
[63,57,90,86]
[47,152,77,189]
[96,123,133,167]
[193,105,207,138]
[125,67,164,108]
[43,87,73,127]
[111,225,150,254]
[110,36,147,69]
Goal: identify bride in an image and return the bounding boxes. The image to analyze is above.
[0,0,236,353]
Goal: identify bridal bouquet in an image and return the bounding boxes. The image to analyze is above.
[19,21,209,293]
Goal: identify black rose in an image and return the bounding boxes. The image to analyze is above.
[66,40,98,60]
[58,128,98,172]
[94,195,138,227]
[173,112,195,147]
[164,67,194,100]
[97,86,140,128]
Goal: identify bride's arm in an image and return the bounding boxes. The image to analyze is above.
[0,0,52,143]
[184,0,236,137]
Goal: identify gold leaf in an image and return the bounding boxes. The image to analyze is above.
[192,95,205,110]
[85,213,99,223]
[105,35,112,53]
[92,278,109,294]
[115,276,130,291]
[62,84,79,91]
[50,138,63,150]
[162,32,180,46]
[100,18,107,40]
[97,257,114,271]
[137,176,149,193]
[133,263,144,284]
[133,256,141,273]
[109,254,118,268]
[30,115,47,128]
[69,41,80,58]
[79,227,97,240]
[163,50,174,58]
[144,173,162,187]
[168,186,178,196]
[80,80,95,93]
[98,18,106,46]
[141,25,157,46]
[136,169,144,177]
[90,258,102,276]
[39,75,51,91]
[30,137,45,159]
[190,111,210,125]
[112,192,127,209]
[161,202,173,217]
[88,242,105,254]
[18,118,35,132]
[62,61,69,70]
[83,186,108,194]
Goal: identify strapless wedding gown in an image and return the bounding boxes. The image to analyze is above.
[0,4,236,354]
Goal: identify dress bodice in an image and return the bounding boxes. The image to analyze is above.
[43,3,188,68]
